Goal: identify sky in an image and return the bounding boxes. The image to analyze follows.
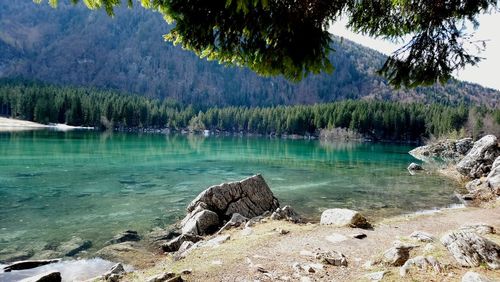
[330,13,500,91]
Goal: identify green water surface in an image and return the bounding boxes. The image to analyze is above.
[0,130,460,258]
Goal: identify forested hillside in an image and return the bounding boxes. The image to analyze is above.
[0,1,498,108]
[1,80,499,140]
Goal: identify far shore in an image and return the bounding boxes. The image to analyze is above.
[0,117,94,132]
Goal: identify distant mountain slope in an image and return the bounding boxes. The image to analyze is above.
[0,1,498,107]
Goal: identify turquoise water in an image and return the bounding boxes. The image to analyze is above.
[0,131,460,259]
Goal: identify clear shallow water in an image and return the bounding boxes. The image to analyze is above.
[0,131,460,259]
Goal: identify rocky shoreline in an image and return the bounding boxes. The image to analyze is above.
[2,136,499,282]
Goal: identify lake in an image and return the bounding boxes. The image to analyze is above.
[0,130,460,259]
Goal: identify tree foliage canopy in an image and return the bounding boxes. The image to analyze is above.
[35,0,498,87]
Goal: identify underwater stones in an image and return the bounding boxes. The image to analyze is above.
[457,135,499,178]
[96,242,155,268]
[3,259,61,272]
[56,237,91,257]
[441,230,500,269]
[106,230,140,245]
[185,174,279,219]
[320,208,370,228]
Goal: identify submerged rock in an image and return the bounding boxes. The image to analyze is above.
[407,163,423,175]
[96,242,156,268]
[3,259,60,272]
[320,208,370,228]
[19,271,61,282]
[456,135,499,178]
[441,230,500,269]
[57,237,92,257]
[106,230,140,245]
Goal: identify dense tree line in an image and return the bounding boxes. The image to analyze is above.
[1,80,497,141]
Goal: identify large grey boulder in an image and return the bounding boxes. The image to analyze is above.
[457,135,499,178]
[441,230,500,269]
[409,138,473,163]
[320,208,370,228]
[186,174,279,219]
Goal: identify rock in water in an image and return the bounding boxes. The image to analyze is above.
[57,237,92,257]
[185,174,279,219]
[456,135,499,178]
[19,271,61,282]
[320,208,370,228]
[407,163,423,175]
[409,138,473,163]
[3,259,60,272]
[441,230,500,269]
[106,230,140,245]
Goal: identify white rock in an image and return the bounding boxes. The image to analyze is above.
[325,233,349,244]
[462,271,493,282]
[320,208,369,228]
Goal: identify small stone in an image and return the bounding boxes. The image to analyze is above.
[180,269,192,275]
[103,263,125,280]
[146,272,176,282]
[277,228,289,235]
[106,230,140,245]
[203,234,230,247]
[57,236,92,257]
[325,233,349,244]
[255,265,268,273]
[424,243,436,253]
[211,260,223,265]
[409,231,434,242]
[383,241,416,266]
[299,250,315,257]
[316,250,347,266]
[300,277,312,282]
[352,233,367,239]
[461,271,493,282]
[241,227,253,236]
[365,271,388,282]
[363,260,375,270]
[270,205,302,223]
